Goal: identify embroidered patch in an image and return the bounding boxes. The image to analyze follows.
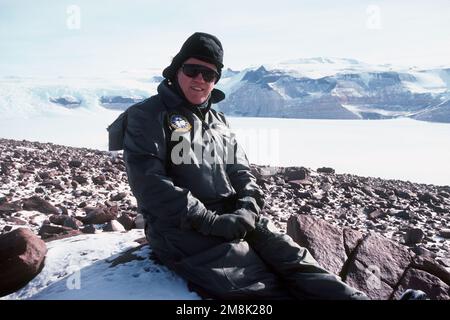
[169,114,192,132]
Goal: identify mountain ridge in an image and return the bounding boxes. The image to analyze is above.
[216,59,450,123]
[1,57,449,123]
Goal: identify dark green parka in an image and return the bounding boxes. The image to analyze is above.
[108,80,291,299]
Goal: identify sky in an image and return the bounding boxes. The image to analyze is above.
[1,0,449,76]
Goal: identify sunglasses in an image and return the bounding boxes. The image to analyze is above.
[181,64,219,83]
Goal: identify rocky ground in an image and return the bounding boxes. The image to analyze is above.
[1,137,449,298]
[254,166,450,264]
[0,138,143,240]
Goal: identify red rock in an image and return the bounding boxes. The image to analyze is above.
[287,215,346,276]
[38,224,75,239]
[82,206,118,224]
[392,268,450,300]
[343,228,364,257]
[345,259,393,300]
[117,213,135,230]
[22,196,59,215]
[346,232,412,288]
[0,228,47,297]
[0,201,22,215]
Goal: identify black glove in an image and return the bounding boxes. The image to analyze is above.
[232,208,257,231]
[209,213,254,241]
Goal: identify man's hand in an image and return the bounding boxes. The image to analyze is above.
[232,208,257,231]
[210,213,254,241]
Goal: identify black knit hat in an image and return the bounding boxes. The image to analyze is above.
[162,32,224,83]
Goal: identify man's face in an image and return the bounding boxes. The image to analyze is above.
[177,57,217,105]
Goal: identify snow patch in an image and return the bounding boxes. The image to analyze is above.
[404,70,449,93]
[2,230,199,300]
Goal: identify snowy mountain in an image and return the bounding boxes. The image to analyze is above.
[412,99,450,122]
[266,57,378,78]
[217,66,358,119]
[0,73,158,119]
[1,58,450,122]
[216,59,450,123]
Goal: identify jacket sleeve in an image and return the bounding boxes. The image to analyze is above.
[123,105,216,233]
[220,113,265,215]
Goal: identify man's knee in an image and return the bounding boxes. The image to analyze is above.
[245,217,318,266]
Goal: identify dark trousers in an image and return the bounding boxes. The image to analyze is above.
[245,216,369,300]
[146,216,368,300]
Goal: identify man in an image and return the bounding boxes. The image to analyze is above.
[107,32,422,300]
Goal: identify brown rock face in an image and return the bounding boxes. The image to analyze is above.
[117,213,135,231]
[38,224,77,239]
[392,268,450,300]
[0,228,47,297]
[346,232,412,289]
[344,259,394,299]
[22,196,59,215]
[287,215,366,278]
[0,201,22,215]
[287,214,346,275]
[287,215,450,300]
[343,228,364,257]
[82,206,118,224]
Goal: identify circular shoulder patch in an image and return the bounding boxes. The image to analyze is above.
[169,114,192,132]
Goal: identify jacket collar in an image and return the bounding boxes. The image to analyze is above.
[157,80,225,112]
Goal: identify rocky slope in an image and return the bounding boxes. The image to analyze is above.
[252,166,450,262]
[1,137,449,298]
